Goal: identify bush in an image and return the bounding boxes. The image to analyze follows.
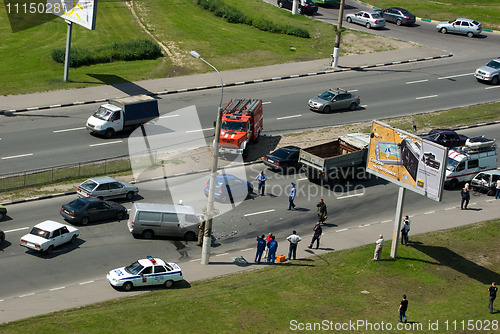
[51,39,163,67]
[197,0,309,38]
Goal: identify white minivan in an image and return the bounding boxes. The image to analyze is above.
[127,203,199,240]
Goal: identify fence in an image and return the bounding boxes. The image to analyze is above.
[0,155,134,192]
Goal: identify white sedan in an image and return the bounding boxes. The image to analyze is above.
[20,220,79,255]
[107,256,183,291]
[345,11,386,29]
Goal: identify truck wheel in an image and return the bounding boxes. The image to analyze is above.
[142,229,154,239]
[449,179,458,189]
[46,245,54,255]
[254,130,260,143]
[122,282,133,291]
[492,76,499,85]
[242,148,249,160]
[126,191,135,200]
[104,128,115,138]
[164,280,174,289]
[81,216,90,225]
[184,231,196,241]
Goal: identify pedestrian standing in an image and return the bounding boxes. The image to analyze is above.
[401,216,410,246]
[197,220,205,246]
[255,170,267,196]
[496,179,500,200]
[288,182,297,210]
[267,236,278,264]
[461,183,470,210]
[264,233,273,258]
[373,235,384,261]
[255,234,267,263]
[489,282,497,314]
[398,295,408,323]
[286,230,302,260]
[308,223,322,249]
[317,199,327,224]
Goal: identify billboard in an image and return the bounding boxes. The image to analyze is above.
[366,121,447,202]
[47,0,97,30]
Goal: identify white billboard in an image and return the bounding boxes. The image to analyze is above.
[366,121,448,202]
[47,0,97,30]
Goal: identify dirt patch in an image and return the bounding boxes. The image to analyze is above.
[340,32,419,56]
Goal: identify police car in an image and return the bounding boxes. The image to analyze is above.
[107,256,183,291]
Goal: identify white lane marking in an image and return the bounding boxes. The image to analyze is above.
[337,193,364,199]
[216,253,229,257]
[297,177,308,181]
[438,73,473,80]
[0,299,4,302]
[336,228,348,233]
[416,95,438,100]
[241,248,253,252]
[190,258,201,262]
[79,281,95,285]
[53,127,86,133]
[50,287,65,291]
[360,104,368,108]
[262,101,272,105]
[89,140,122,147]
[406,79,429,84]
[4,227,30,233]
[1,153,33,160]
[485,86,500,90]
[348,89,358,92]
[19,293,35,298]
[358,224,370,228]
[159,114,180,119]
[185,128,213,133]
[381,220,391,223]
[424,211,436,215]
[445,207,456,211]
[244,209,275,217]
[276,114,302,120]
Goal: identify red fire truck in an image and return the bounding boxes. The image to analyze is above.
[219,99,263,157]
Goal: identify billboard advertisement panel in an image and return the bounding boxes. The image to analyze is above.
[366,121,447,202]
[47,0,97,30]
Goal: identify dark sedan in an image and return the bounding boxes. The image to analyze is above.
[263,146,301,173]
[379,7,415,26]
[277,0,318,15]
[204,174,253,203]
[419,129,468,148]
[60,197,127,225]
[0,204,6,220]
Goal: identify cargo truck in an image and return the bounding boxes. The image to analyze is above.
[86,95,159,138]
[299,133,370,183]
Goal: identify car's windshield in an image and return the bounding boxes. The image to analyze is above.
[69,199,88,210]
[486,60,500,70]
[446,157,459,171]
[318,91,335,101]
[222,121,247,132]
[30,227,50,239]
[125,261,144,275]
[92,106,113,121]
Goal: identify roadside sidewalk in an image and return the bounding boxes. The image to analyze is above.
[1,195,498,324]
[0,46,451,112]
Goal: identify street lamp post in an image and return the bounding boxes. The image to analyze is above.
[189,51,224,265]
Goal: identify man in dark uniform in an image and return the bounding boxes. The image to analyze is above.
[398,295,408,323]
[317,199,327,224]
[308,223,322,249]
[489,282,497,314]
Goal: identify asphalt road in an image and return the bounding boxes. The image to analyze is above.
[1,124,498,302]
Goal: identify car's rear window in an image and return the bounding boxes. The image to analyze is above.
[372,13,382,18]
[69,199,87,210]
[79,180,98,192]
[30,227,50,239]
[472,20,480,26]
[273,150,291,159]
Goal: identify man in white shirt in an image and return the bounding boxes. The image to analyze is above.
[373,235,384,261]
[287,230,302,260]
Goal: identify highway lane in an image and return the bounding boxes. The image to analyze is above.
[1,125,498,301]
[1,56,500,174]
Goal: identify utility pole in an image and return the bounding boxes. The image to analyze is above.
[330,0,345,67]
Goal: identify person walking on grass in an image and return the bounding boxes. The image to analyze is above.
[401,216,410,246]
[373,235,384,261]
[489,282,497,314]
[398,295,408,323]
[308,223,322,249]
[255,234,266,263]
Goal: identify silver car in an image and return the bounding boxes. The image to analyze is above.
[436,18,482,38]
[474,58,500,85]
[76,176,139,200]
[345,11,386,29]
[308,88,360,113]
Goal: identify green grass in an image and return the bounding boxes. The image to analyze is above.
[1,219,498,333]
[365,0,500,30]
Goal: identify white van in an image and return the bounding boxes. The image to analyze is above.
[128,203,200,240]
[445,137,497,189]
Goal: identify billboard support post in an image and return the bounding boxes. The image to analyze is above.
[390,186,405,259]
[63,20,73,82]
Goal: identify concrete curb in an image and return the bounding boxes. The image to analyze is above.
[0,54,452,115]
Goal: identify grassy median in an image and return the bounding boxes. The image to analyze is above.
[1,219,498,333]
